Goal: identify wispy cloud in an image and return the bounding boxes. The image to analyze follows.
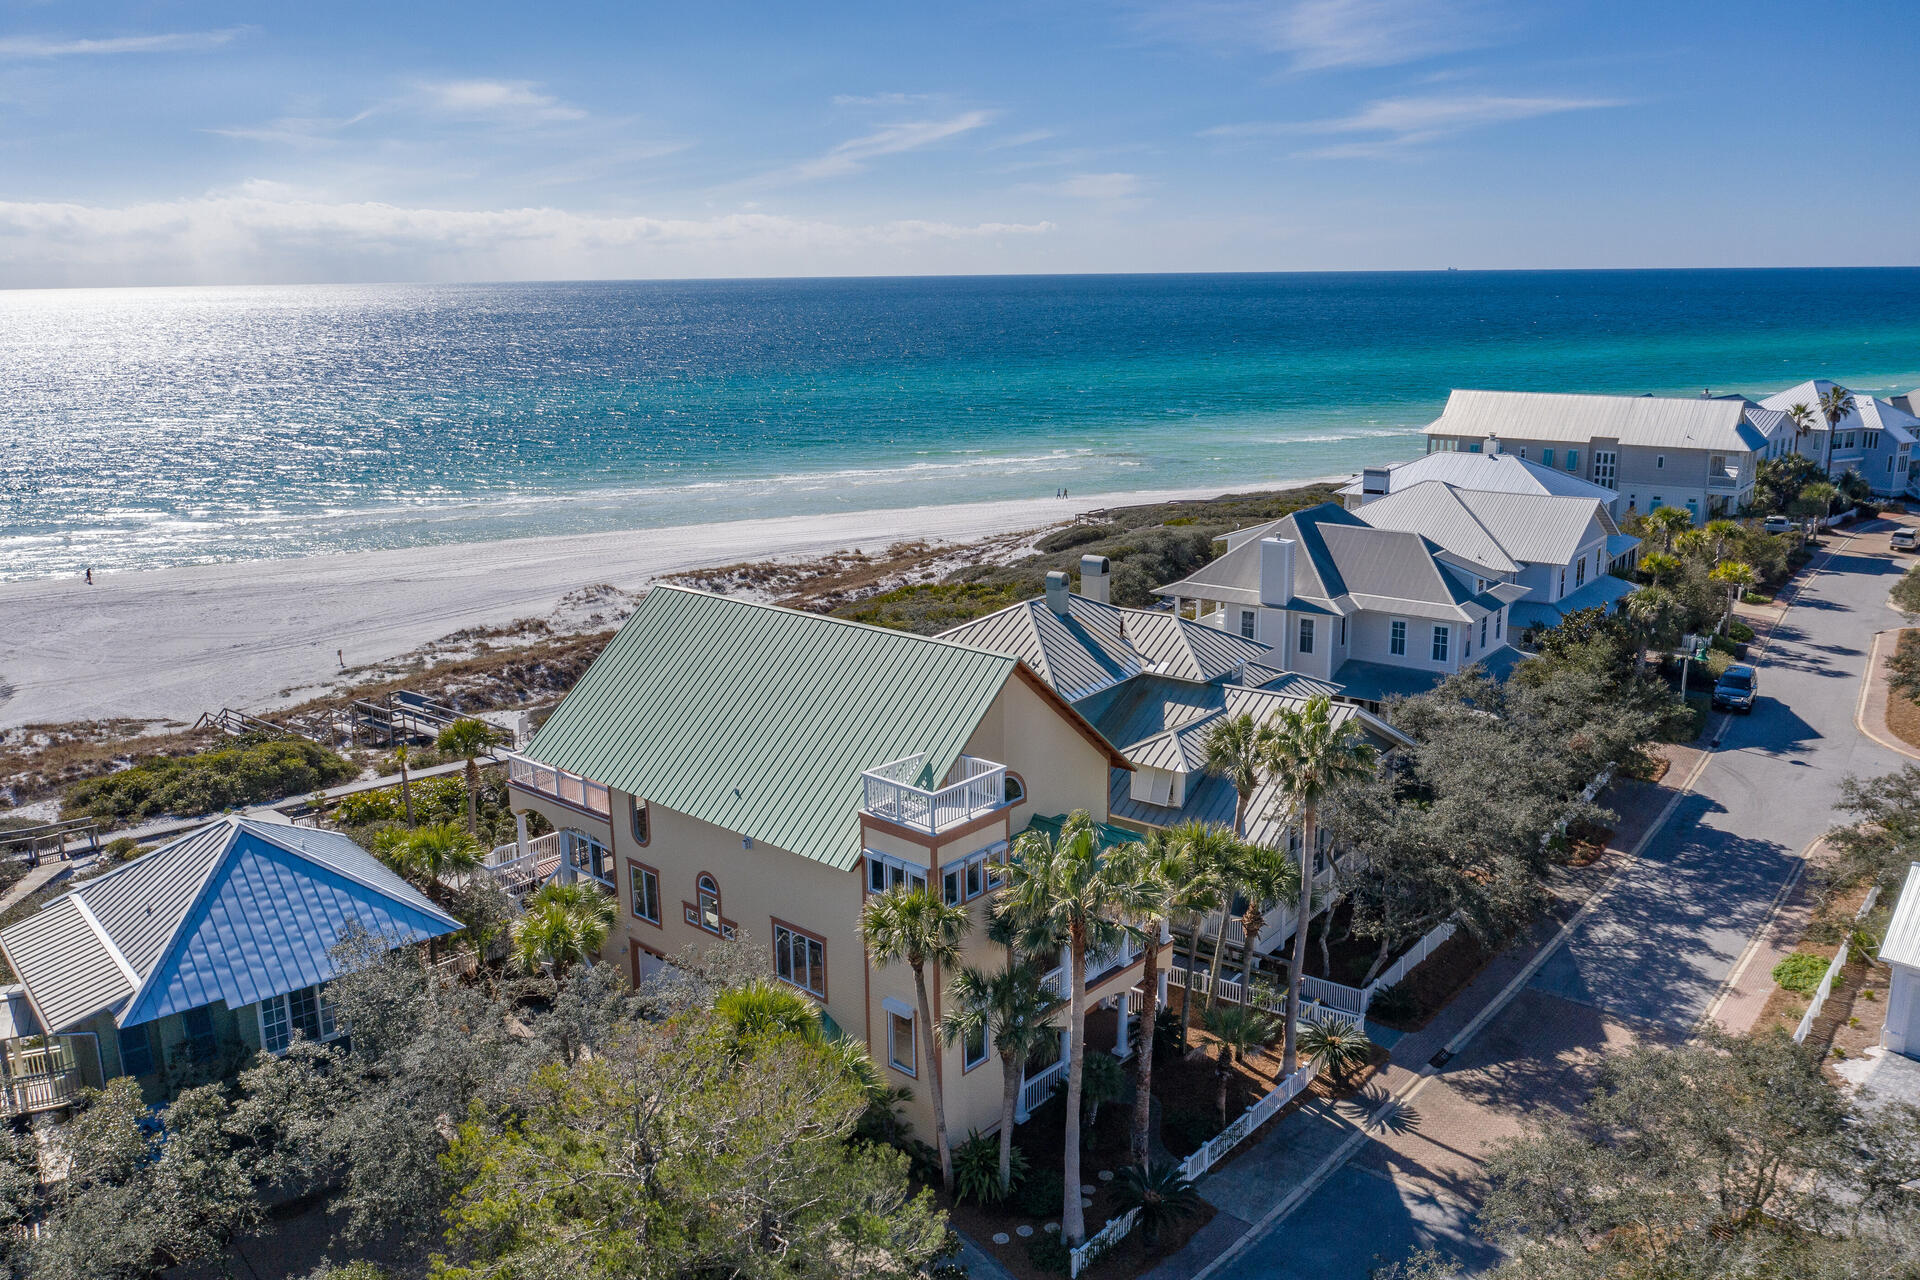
[1048,172,1146,199]
[413,79,586,124]
[985,129,1059,151]
[1136,0,1497,72]
[0,193,1055,286]
[1206,92,1625,156]
[0,27,249,58]
[831,92,931,108]
[760,110,995,184]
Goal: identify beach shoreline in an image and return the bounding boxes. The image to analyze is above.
[0,472,1352,731]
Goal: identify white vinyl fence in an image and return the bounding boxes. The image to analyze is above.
[1067,1062,1320,1277]
[1793,885,1881,1045]
[1174,913,1457,1024]
[1166,965,1361,1030]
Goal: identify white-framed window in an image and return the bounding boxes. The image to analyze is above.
[1240,610,1255,639]
[887,1007,916,1076]
[867,851,928,896]
[1867,431,1881,449]
[1656,454,1665,469]
[1575,558,1587,588]
[1481,618,1488,647]
[1592,451,1615,488]
[259,984,340,1054]
[1495,610,1503,638]
[962,1020,989,1071]
[629,860,661,925]
[1559,567,1566,597]
[1710,453,1726,475]
[1339,617,1347,645]
[773,921,827,998]
[941,841,1008,905]
[1297,617,1315,655]
[1389,618,1407,656]
[1431,625,1450,663]
[697,873,723,934]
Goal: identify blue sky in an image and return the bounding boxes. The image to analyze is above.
[2,0,1916,285]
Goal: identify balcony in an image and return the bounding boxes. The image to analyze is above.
[860,753,1007,836]
[1037,935,1139,999]
[0,1033,99,1115]
[483,830,615,897]
[505,752,611,819]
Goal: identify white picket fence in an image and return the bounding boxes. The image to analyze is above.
[1067,1062,1320,1277]
[1793,885,1881,1045]
[1176,913,1457,1023]
[1165,965,1362,1030]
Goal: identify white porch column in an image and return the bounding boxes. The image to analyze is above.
[1112,992,1130,1058]
[1158,922,1171,1005]
[514,810,531,860]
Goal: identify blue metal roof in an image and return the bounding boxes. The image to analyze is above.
[117,820,460,1028]
[1508,574,1639,632]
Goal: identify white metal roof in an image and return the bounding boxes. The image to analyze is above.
[1335,452,1619,506]
[1355,481,1612,572]
[1756,382,1920,446]
[1424,389,1770,453]
[1882,863,1920,971]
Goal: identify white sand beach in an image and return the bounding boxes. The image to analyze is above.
[0,476,1342,730]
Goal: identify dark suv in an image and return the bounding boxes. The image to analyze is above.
[1712,664,1758,714]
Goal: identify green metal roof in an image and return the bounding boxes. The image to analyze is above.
[1020,812,1144,853]
[526,587,1019,871]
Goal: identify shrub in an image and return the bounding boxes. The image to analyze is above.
[953,1130,1026,1205]
[1014,1167,1065,1218]
[1299,1017,1374,1086]
[1726,620,1755,643]
[1704,649,1734,679]
[1366,984,1419,1026]
[1111,1161,1202,1248]
[1160,1108,1217,1157]
[1026,1232,1072,1275]
[1772,952,1829,995]
[1152,1006,1186,1062]
[63,736,356,826]
[1034,523,1120,554]
[101,836,142,863]
[1894,565,1920,618]
[1074,1047,1127,1127]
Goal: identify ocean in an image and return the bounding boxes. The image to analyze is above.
[5,269,1920,582]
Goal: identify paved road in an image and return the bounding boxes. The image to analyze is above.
[1223,524,1909,1280]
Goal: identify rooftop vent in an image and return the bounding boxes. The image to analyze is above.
[1044,570,1071,616]
[1079,554,1111,605]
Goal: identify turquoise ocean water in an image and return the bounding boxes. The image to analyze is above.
[3,270,1919,581]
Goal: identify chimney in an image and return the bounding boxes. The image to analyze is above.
[1079,554,1111,604]
[1044,570,1071,616]
[1361,466,1391,500]
[1485,436,1501,455]
[1259,537,1295,608]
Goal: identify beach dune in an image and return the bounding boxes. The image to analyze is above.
[0,479,1329,730]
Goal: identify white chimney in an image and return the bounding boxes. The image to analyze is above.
[1485,436,1501,455]
[1259,537,1295,608]
[1361,466,1391,500]
[1044,570,1071,616]
[1079,554,1111,604]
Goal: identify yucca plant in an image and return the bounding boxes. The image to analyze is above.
[953,1129,1028,1206]
[1111,1161,1201,1248]
[1299,1016,1374,1088]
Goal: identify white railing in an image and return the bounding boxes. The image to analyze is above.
[1165,965,1361,1030]
[504,752,611,818]
[1794,885,1881,1044]
[1072,1057,1318,1274]
[1173,915,1456,1022]
[0,1033,99,1115]
[483,831,567,895]
[1070,1207,1141,1278]
[859,753,1006,835]
[1015,1056,1069,1123]
[1037,937,1141,1002]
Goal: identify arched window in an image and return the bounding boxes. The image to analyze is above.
[630,797,650,846]
[697,874,722,934]
[1003,772,1026,806]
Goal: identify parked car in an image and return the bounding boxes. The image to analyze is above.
[1712,664,1758,714]
[1893,528,1918,551]
[1762,515,1794,535]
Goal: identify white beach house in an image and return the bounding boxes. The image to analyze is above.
[1759,379,1920,500]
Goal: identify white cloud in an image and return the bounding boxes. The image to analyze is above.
[985,129,1059,150]
[831,93,931,107]
[0,193,1055,286]
[0,27,248,58]
[1050,172,1146,199]
[1137,0,1495,71]
[761,111,996,185]
[414,79,586,124]
[1205,92,1625,156]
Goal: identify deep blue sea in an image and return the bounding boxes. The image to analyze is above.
[4,270,1919,581]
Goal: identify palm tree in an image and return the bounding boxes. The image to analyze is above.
[716,979,825,1045]
[1298,1016,1374,1089]
[1111,1162,1201,1249]
[1639,550,1682,585]
[1709,561,1756,635]
[1229,841,1301,1008]
[511,880,615,976]
[1673,528,1712,562]
[1262,695,1377,1076]
[1623,584,1680,676]
[1819,384,1856,470]
[1000,811,1155,1246]
[1797,480,1839,541]
[373,820,481,902]
[941,961,1057,1196]
[392,743,415,827]
[1785,401,1816,452]
[436,717,498,835]
[1704,519,1740,564]
[861,885,972,1196]
[1201,1004,1280,1126]
[1646,505,1694,551]
[1102,829,1201,1168]
[1200,714,1268,1010]
[1165,820,1230,1055]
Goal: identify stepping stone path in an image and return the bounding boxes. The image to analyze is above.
[1097,1170,1115,1181]
[1080,1183,1096,1193]
[1080,1196,1094,1208]
[1015,1226,1034,1239]
[1044,1222,1060,1233]
[992,1233,1010,1245]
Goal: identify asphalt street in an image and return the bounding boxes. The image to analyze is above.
[1224,524,1909,1280]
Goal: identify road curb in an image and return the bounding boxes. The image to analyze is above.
[1855,630,1920,763]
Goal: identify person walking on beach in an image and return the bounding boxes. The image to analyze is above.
[337,648,346,670]
[84,568,92,585]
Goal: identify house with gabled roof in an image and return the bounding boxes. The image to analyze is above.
[1153,502,1529,707]
[1759,379,1919,498]
[1337,450,1626,519]
[0,816,459,1105]
[503,584,1145,1140]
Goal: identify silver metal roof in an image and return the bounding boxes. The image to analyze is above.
[1758,381,1920,446]
[1335,452,1622,506]
[1880,863,1920,971]
[1358,482,1611,570]
[1424,389,1770,453]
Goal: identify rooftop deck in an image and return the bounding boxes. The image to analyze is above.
[860,753,1008,836]
[505,752,611,819]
